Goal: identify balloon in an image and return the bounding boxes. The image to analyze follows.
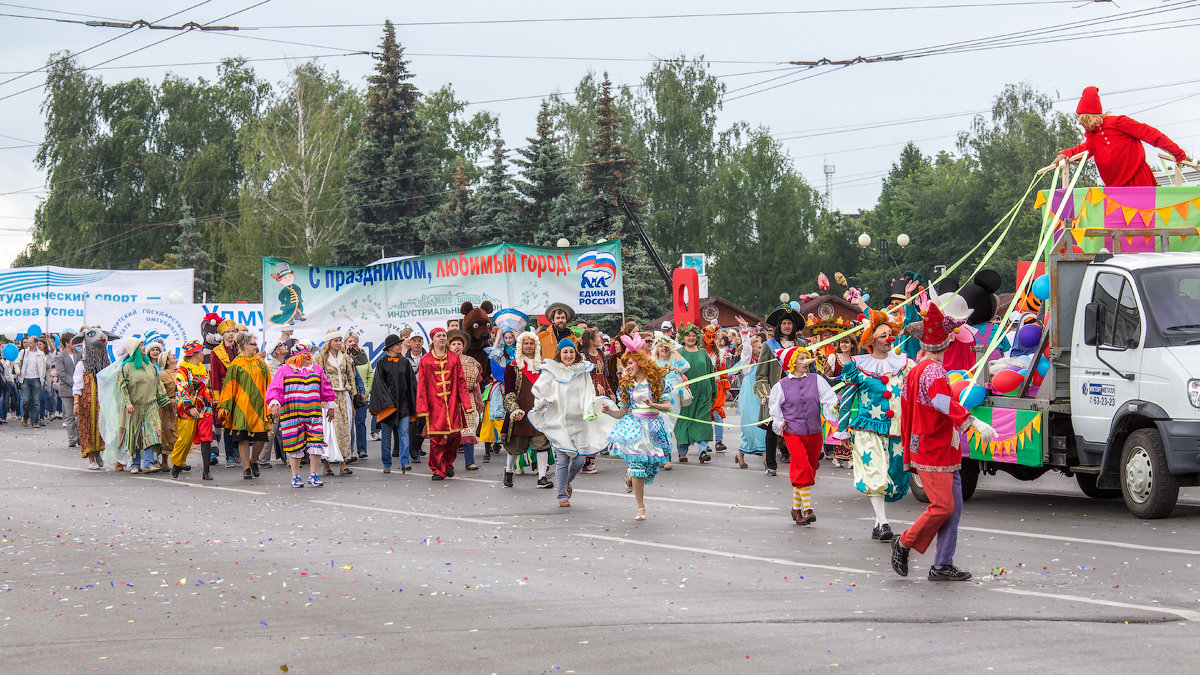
[951,379,970,400]
[168,291,185,304]
[961,384,987,409]
[1016,323,1042,349]
[1031,274,1050,302]
[789,301,802,311]
[991,368,1024,394]
[1,326,17,338]
[947,371,965,386]
[862,293,870,303]
[1036,356,1051,377]
[953,324,976,344]
[26,324,42,338]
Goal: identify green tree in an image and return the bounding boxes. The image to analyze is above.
[634,57,724,261]
[418,84,497,194]
[174,205,212,301]
[707,128,824,312]
[468,135,520,246]
[423,163,474,254]
[227,63,361,299]
[340,21,434,263]
[515,101,573,246]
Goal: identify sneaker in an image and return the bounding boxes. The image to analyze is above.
[338,468,353,476]
[357,451,367,459]
[251,464,260,478]
[503,472,514,488]
[383,467,391,474]
[370,431,380,441]
[258,460,271,469]
[536,476,554,489]
[226,457,237,467]
[678,456,689,463]
[765,468,777,477]
[292,476,304,488]
[890,537,911,577]
[209,457,218,466]
[243,468,253,480]
[872,523,894,541]
[346,455,358,464]
[715,442,727,453]
[928,565,972,582]
[581,458,597,474]
[87,460,100,471]
[308,473,324,487]
[130,467,141,474]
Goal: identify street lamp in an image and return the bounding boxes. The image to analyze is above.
[556,238,570,248]
[858,232,911,302]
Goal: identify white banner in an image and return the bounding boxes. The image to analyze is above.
[85,301,264,360]
[0,265,194,333]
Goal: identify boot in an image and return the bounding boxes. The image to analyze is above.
[503,471,514,488]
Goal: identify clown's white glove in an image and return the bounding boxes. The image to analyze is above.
[970,417,996,445]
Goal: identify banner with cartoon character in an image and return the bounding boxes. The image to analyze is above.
[261,241,623,360]
[0,265,194,333]
[85,300,265,360]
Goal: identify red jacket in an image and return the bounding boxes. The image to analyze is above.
[900,359,971,472]
[1060,115,1186,188]
[415,350,474,435]
[208,343,235,394]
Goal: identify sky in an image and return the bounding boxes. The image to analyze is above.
[2,0,1199,267]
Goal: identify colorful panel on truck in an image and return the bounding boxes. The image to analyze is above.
[964,406,1043,467]
[1035,185,1200,254]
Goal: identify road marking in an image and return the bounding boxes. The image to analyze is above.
[860,517,1200,556]
[310,499,508,525]
[992,587,1200,622]
[354,465,780,510]
[571,533,878,575]
[1,458,270,495]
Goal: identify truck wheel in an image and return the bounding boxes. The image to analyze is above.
[1076,472,1120,499]
[1120,429,1179,519]
[909,473,929,503]
[961,459,979,502]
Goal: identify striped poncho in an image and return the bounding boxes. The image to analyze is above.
[265,363,335,454]
[217,354,271,433]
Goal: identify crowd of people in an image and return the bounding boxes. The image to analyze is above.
[5,281,1006,580]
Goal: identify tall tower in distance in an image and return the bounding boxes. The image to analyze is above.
[823,159,835,211]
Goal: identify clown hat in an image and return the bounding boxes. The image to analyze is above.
[1076,86,1101,115]
[774,345,814,372]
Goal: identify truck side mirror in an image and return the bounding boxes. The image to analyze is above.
[1083,302,1104,346]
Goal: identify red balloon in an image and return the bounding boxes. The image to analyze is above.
[992,368,1024,394]
[951,379,971,400]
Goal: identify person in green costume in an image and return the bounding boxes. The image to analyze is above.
[269,262,306,325]
[674,323,714,463]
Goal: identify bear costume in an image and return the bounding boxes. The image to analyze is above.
[460,301,495,384]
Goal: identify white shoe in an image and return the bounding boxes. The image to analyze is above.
[87,460,100,470]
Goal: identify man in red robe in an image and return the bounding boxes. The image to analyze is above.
[1056,86,1188,187]
[891,302,995,581]
[416,327,474,480]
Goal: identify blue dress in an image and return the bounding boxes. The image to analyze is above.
[608,381,673,484]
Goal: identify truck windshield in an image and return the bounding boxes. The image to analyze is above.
[1139,266,1200,337]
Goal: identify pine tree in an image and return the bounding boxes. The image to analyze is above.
[515,101,572,245]
[423,163,473,255]
[173,205,212,301]
[467,135,520,246]
[581,76,662,321]
[340,21,434,263]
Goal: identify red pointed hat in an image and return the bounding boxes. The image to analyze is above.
[919,301,966,353]
[1076,86,1102,115]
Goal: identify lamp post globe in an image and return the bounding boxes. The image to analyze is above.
[858,233,872,248]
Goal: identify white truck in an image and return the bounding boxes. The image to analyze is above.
[913,195,1200,519]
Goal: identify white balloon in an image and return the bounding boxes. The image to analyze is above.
[168,291,185,304]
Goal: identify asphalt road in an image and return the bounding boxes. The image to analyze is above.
[3,417,1200,674]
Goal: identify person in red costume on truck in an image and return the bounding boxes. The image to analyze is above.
[1055,86,1189,187]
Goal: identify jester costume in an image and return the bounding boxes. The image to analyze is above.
[266,362,336,457]
[172,349,214,475]
[835,351,913,503]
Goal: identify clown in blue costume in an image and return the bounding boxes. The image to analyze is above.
[833,309,914,542]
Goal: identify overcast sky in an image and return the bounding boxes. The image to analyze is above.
[2,0,1199,267]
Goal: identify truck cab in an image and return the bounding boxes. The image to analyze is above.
[1068,251,1200,517]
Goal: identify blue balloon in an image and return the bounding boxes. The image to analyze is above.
[2,343,17,361]
[960,384,987,409]
[1031,274,1050,302]
[26,324,42,338]
[1036,356,1051,377]
[862,293,871,303]
[789,300,802,311]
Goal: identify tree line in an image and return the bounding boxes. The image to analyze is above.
[18,21,1086,325]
